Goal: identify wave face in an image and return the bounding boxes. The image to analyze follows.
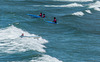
[0,0,100,62]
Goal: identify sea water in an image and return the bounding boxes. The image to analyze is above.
[0,0,100,62]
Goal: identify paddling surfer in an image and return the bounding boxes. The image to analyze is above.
[53,17,57,23]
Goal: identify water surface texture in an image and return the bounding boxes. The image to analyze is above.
[0,0,100,62]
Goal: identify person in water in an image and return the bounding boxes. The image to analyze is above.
[39,13,42,17]
[21,33,24,36]
[42,14,45,18]
[53,17,57,23]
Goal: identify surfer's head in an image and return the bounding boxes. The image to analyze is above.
[54,17,56,19]
[21,33,24,36]
[39,13,42,17]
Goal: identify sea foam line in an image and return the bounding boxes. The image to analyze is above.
[85,10,92,14]
[72,11,84,16]
[53,0,93,2]
[88,1,100,11]
[44,3,83,7]
[30,55,63,62]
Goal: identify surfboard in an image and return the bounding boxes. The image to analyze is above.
[27,14,41,18]
[20,36,40,39]
[46,21,57,24]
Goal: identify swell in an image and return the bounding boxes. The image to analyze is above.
[60,9,100,34]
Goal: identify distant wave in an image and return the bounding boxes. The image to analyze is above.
[53,0,93,2]
[72,11,84,16]
[85,10,92,14]
[71,1,100,16]
[32,3,83,8]
[71,9,92,16]
[44,3,83,7]
[62,9,92,17]
[88,1,100,11]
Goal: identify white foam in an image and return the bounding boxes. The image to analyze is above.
[30,55,63,62]
[0,25,48,53]
[44,3,83,7]
[0,26,62,62]
[85,10,92,14]
[94,7,100,11]
[72,11,84,16]
[53,0,93,2]
[89,1,100,11]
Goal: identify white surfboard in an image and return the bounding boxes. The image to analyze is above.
[20,36,40,39]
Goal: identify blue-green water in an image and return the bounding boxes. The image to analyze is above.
[0,0,100,62]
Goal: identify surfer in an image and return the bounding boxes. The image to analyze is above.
[39,13,42,17]
[21,33,24,36]
[42,14,45,18]
[53,17,57,23]
[20,33,24,38]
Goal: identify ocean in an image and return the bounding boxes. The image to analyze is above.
[0,0,100,62]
